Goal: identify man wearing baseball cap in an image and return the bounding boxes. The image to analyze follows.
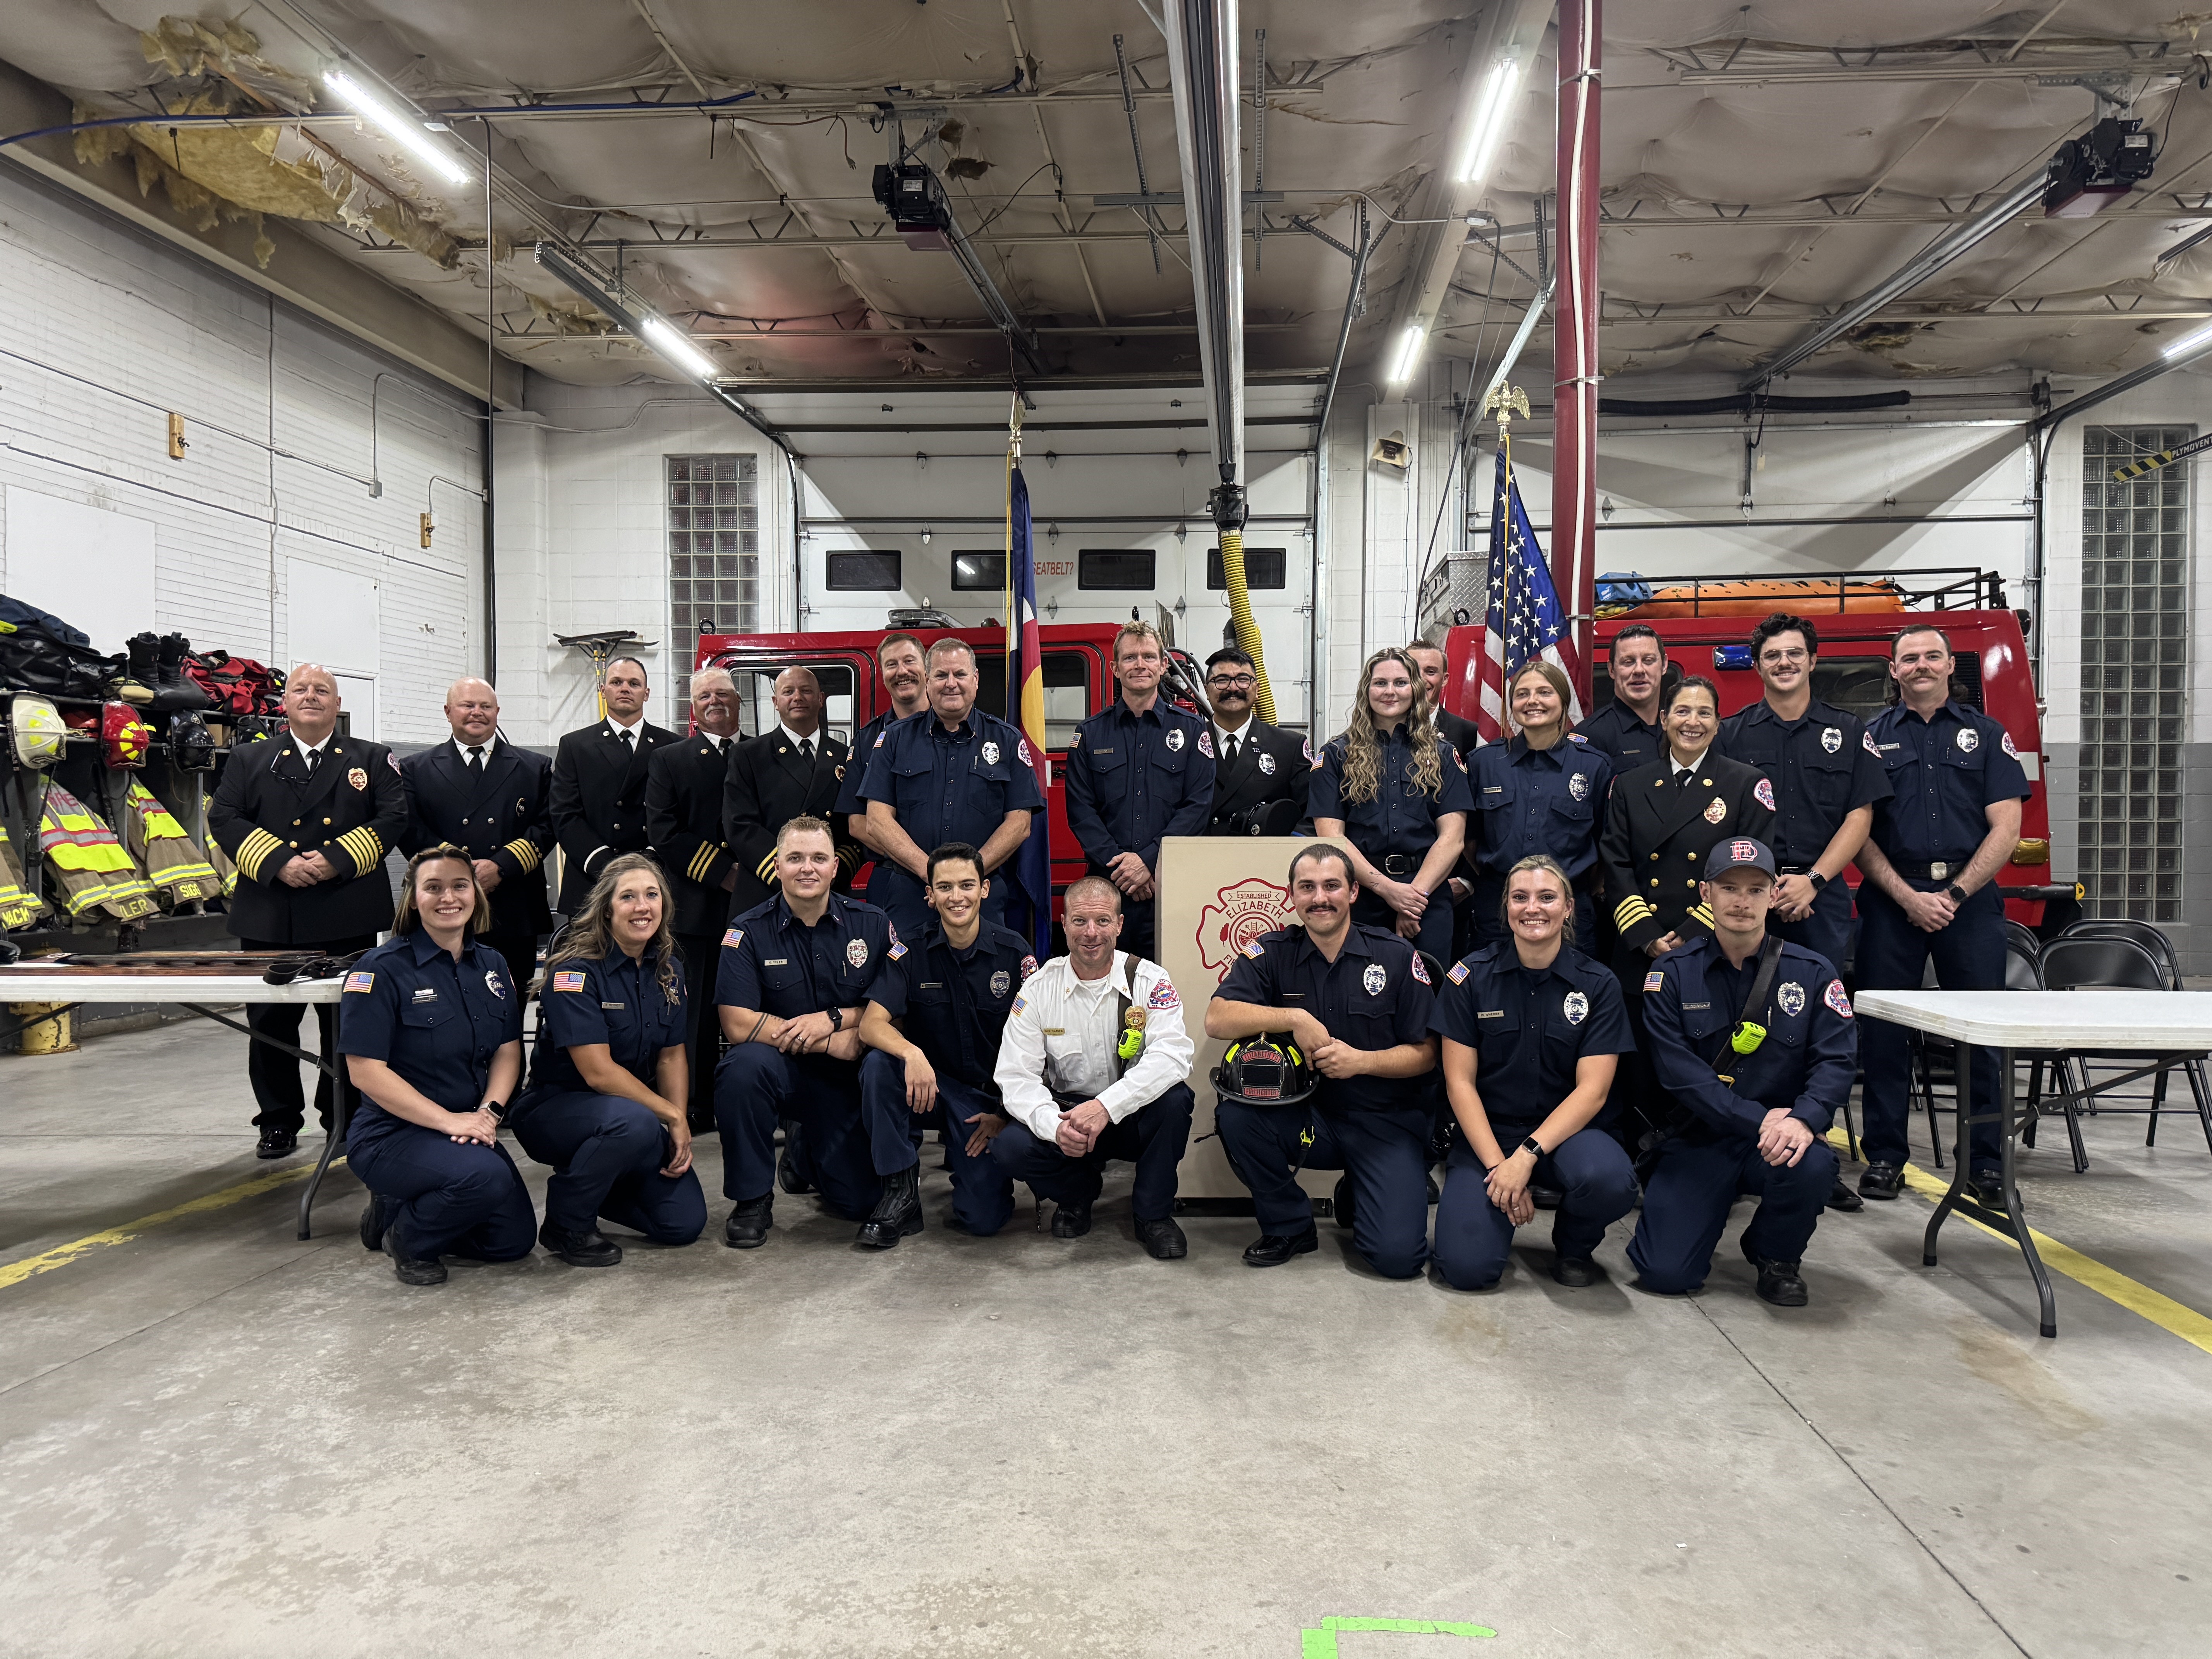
[1626,836,1857,1306]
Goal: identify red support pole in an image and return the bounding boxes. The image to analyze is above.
[1552,0,1600,708]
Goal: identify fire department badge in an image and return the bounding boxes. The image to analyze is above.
[1563,990,1589,1025]
[1017,738,1033,766]
[1778,982,1805,1018]
[1704,797,1728,824]
[1125,1006,1148,1031]
[1410,954,1431,985]
[990,970,1011,998]
[1362,963,1387,996]
[1957,728,1979,754]
[1568,772,1589,801]
[1825,981,1855,1018]
[982,740,1001,764]
[1197,730,1214,759]
[1754,778,1776,810]
[1821,726,1841,754]
[1019,955,1039,979]
[486,971,507,1000]
[1166,728,1187,752]
[1257,750,1276,775]
[846,938,869,968]
[347,766,368,791]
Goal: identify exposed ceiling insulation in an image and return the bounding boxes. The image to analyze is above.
[4,1,2210,395]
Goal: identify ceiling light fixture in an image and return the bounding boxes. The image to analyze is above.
[2163,319,2212,361]
[1386,323,1426,386]
[639,315,721,382]
[322,69,471,187]
[1454,54,1523,187]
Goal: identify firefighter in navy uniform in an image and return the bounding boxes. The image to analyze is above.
[646,666,744,1130]
[398,677,553,993]
[837,632,929,856]
[1464,660,1612,948]
[1201,647,1309,835]
[723,666,858,915]
[1207,844,1440,1278]
[1573,623,1671,774]
[1406,642,1481,763]
[208,664,408,1159]
[857,639,1043,947]
[713,816,914,1250]
[1628,838,1856,1307]
[548,655,677,914]
[857,842,1038,1240]
[1063,620,1215,959]
[1851,624,2029,1207]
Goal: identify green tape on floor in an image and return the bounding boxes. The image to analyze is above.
[1299,1615,1498,1656]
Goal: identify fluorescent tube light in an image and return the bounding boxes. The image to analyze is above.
[1387,324,1426,386]
[2162,319,2212,361]
[1455,55,1523,187]
[324,69,471,187]
[640,315,721,382]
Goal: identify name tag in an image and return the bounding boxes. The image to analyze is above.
[1280,991,1305,1000]
[921,981,944,989]
[1682,1002,1711,1010]
[764,958,789,967]
[1482,785,1503,794]
[412,988,438,1003]
[1043,1027,1066,1036]
[601,1002,624,1010]
[1477,1009,1504,1019]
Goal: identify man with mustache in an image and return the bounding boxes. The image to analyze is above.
[1201,647,1309,836]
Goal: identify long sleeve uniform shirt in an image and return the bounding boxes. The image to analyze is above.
[993,951,1195,1140]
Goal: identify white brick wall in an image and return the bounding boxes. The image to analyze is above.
[0,163,483,746]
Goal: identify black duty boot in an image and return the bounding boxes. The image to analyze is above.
[539,1220,623,1267]
[1331,1174,1355,1231]
[119,632,159,707]
[383,1229,447,1286]
[857,1166,924,1249]
[1051,1199,1092,1239]
[155,633,210,711]
[1551,1254,1601,1288]
[359,1194,393,1253]
[1858,1162,1905,1201]
[1968,1167,2010,1210]
[1243,1228,1318,1267]
[256,1126,299,1159]
[1740,1233,1809,1307]
[723,1194,774,1249]
[1827,1177,1866,1213]
[1135,1216,1188,1259]
[777,1121,814,1194]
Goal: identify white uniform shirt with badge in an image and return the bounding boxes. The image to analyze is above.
[993,951,1195,1140]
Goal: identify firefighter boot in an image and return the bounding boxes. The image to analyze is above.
[118,633,158,707]
[155,634,211,712]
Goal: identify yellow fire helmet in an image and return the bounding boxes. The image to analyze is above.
[9,693,66,769]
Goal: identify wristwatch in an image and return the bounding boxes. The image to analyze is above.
[1520,1135,1545,1159]
[481,1100,507,1123]
[1946,883,1968,905]
[828,1006,844,1032]
[1807,872,1829,892]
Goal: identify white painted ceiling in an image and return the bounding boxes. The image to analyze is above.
[5,1,2210,393]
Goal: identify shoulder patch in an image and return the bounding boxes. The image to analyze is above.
[888,941,908,960]
[386,751,401,773]
[1147,979,1181,1010]
[1753,776,1776,810]
[2000,730,2019,759]
[1197,729,1214,759]
[1566,731,1587,744]
[1410,953,1432,985]
[1302,735,1314,763]
[1863,729,1881,756]
[343,971,375,993]
[553,970,587,993]
[1241,940,1267,960]
[1019,954,1039,980]
[1010,993,1027,1017]
[1643,969,1666,993]
[722,927,744,949]
[1446,960,1470,985]
[1824,980,1854,1019]
[872,730,887,747]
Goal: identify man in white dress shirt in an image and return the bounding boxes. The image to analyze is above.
[992,876,1195,1257]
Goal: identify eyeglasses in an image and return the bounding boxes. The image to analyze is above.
[1207,673,1257,689]
[1759,648,1810,664]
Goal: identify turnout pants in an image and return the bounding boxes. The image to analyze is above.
[346,1121,536,1263]
[1215,1100,1430,1279]
[1626,1131,1838,1292]
[1857,883,2004,1171]
[242,932,376,1134]
[675,933,723,1128]
[1434,1125,1639,1290]
[991,1084,1194,1224]
[717,1046,916,1218]
[858,1054,1016,1236]
[513,1089,706,1244]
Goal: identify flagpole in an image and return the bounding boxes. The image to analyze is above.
[1483,382,1531,685]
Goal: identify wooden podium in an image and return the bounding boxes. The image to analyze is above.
[1153,835,1349,1203]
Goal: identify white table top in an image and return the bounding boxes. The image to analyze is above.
[1854,989,2212,1049]
[0,974,345,1005]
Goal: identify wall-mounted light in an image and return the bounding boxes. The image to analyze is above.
[921,527,932,545]
[323,69,472,186]
[1047,522,1060,543]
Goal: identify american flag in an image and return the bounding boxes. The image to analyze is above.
[1475,444,1586,742]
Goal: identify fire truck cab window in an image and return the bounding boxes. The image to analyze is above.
[952,551,1006,591]
[824,550,902,591]
[1079,549,1155,591]
[952,650,1091,748]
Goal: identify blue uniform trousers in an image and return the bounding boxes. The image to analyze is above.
[1352,890,1453,966]
[866,866,1008,954]
[1434,1126,1638,1290]
[1856,883,2004,1171]
[512,1090,706,1243]
[1626,1132,1838,1291]
[857,1053,1016,1236]
[1772,878,1855,979]
[346,1122,537,1263]
[990,1083,1194,1224]
[717,1046,917,1218]
[1215,1101,1429,1279]
[1466,881,1596,957]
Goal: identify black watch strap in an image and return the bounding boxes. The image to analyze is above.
[1807,871,1828,892]
[1946,883,1968,904]
[1520,1135,1545,1159]
[828,1006,844,1032]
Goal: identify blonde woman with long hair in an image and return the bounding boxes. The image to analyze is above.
[1310,646,1473,961]
[510,852,704,1267]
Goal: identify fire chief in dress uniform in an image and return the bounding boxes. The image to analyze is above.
[1202,647,1310,836]
[208,664,407,1159]
[398,677,553,993]
[723,666,859,915]
[549,656,676,914]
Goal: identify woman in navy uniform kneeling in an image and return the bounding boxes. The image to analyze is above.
[512,852,706,1266]
[340,846,537,1286]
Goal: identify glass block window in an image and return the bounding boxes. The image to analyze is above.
[669,454,759,697]
[2080,426,2189,923]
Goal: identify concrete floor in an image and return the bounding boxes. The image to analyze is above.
[3,1023,2210,1657]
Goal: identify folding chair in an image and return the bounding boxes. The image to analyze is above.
[2035,934,2212,1170]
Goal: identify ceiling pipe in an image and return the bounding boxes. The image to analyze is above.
[1161,0,1245,492]
[1740,170,2047,389]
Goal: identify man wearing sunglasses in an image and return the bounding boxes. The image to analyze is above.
[1200,647,1310,837]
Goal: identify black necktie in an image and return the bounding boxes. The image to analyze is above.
[303,747,319,775]
[1222,732,1238,767]
[619,728,635,753]
[467,745,484,773]
[799,737,814,764]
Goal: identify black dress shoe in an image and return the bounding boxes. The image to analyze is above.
[359,1194,393,1253]
[723,1194,774,1249]
[1827,1178,1866,1213]
[1551,1254,1600,1288]
[1331,1175,1355,1231]
[1858,1162,1905,1201]
[1051,1200,1093,1239]
[383,1230,446,1286]
[256,1127,299,1160]
[1136,1216,1188,1259]
[1530,1184,1565,1212]
[777,1123,815,1195]
[539,1220,623,1267]
[857,1166,924,1249]
[1740,1233,1808,1307]
[1243,1228,1319,1267]
[1967,1168,2009,1209]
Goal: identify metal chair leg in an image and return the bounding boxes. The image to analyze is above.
[2061,1056,2090,1175]
[1916,1034,1946,1170]
[2185,1056,2212,1156]
[2023,1053,2041,1149]
[2148,1060,2170,1147]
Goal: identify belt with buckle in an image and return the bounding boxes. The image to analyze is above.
[1896,860,1965,881]
[1380,854,1417,877]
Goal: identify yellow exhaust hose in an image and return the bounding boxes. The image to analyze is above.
[1217,527,1277,725]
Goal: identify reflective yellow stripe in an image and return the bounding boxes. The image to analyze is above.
[502,838,540,873]
[237,828,283,881]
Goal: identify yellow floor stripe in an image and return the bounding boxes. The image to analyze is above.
[1829,1131,2212,1355]
[0,1157,345,1291]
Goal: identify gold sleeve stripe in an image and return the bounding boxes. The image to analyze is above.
[1613,896,1654,928]
[756,853,777,881]
[1689,904,1715,927]
[502,838,541,873]
[237,828,283,881]
[340,828,385,876]
[688,845,716,883]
